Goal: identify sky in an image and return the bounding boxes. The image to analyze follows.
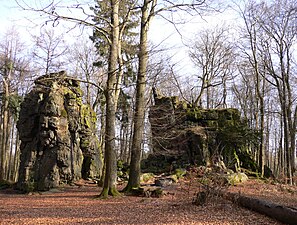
[0,0,239,76]
[0,0,25,32]
[0,0,50,44]
[148,5,239,76]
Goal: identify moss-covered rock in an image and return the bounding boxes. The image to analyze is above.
[226,172,249,185]
[17,72,103,192]
[140,173,155,183]
[145,94,262,175]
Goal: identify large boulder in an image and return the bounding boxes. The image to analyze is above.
[17,72,103,192]
[143,93,259,174]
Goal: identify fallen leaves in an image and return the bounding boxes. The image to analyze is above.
[0,179,292,224]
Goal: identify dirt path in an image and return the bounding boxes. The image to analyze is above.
[0,179,289,225]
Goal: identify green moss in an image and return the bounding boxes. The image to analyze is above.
[80,104,97,129]
[181,101,188,109]
[99,186,121,198]
[63,88,76,99]
[171,96,179,108]
[186,108,203,121]
[202,109,219,120]
[60,109,68,117]
[226,172,248,185]
[140,173,155,183]
[187,108,220,122]
[174,168,187,179]
[99,187,109,198]
[62,87,83,107]
[117,160,124,169]
[110,186,121,196]
[170,174,178,182]
[217,108,241,127]
[80,139,90,149]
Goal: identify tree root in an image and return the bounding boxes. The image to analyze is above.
[99,186,121,198]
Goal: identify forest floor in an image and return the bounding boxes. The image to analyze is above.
[0,177,296,225]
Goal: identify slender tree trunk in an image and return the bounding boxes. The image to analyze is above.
[0,110,3,181]
[86,73,91,105]
[7,120,14,181]
[0,79,10,181]
[98,95,106,186]
[13,132,20,182]
[282,101,292,184]
[100,0,121,197]
[127,119,134,164]
[287,88,296,180]
[4,113,12,181]
[249,25,265,177]
[124,125,130,163]
[125,0,156,191]
[114,35,124,110]
[279,117,284,178]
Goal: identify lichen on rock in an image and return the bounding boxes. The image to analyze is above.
[17,71,103,192]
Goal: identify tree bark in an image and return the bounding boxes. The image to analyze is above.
[13,132,20,182]
[224,192,297,225]
[0,79,10,181]
[124,0,156,192]
[100,0,120,198]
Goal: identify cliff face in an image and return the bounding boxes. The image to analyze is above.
[143,94,257,173]
[17,72,102,192]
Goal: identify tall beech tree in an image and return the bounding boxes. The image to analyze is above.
[250,0,297,184]
[99,0,121,197]
[124,0,157,192]
[236,2,267,177]
[90,0,140,196]
[232,0,297,183]
[125,0,217,192]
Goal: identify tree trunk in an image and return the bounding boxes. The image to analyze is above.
[124,0,156,192]
[7,120,14,181]
[0,79,10,181]
[223,192,297,225]
[13,132,20,182]
[100,0,120,197]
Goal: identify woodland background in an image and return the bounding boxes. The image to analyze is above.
[0,0,297,194]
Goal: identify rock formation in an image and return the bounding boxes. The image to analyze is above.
[17,72,102,192]
[143,93,259,173]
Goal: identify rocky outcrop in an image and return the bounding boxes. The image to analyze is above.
[17,72,102,192]
[142,94,257,173]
